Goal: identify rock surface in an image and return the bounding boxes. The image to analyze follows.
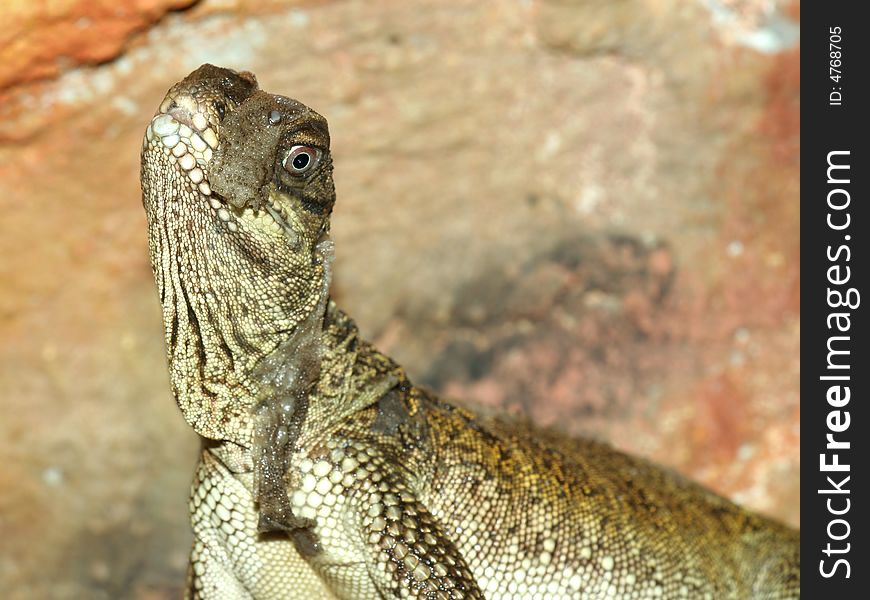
[0,0,197,91]
[0,0,799,597]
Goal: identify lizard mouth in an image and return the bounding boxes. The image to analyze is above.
[145,104,298,242]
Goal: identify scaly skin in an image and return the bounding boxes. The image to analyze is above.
[140,65,800,599]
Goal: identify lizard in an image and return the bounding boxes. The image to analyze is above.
[140,64,800,599]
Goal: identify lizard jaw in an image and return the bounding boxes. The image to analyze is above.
[145,106,299,243]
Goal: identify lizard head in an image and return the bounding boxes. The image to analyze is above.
[140,64,336,443]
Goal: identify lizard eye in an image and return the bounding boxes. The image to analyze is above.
[283,145,320,176]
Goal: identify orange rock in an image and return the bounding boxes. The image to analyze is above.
[0,0,196,90]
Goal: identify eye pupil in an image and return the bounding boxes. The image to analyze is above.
[284,145,319,176]
[292,153,311,170]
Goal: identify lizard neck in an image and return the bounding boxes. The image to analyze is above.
[303,304,405,443]
[153,204,334,445]
[249,300,403,532]
[251,299,404,454]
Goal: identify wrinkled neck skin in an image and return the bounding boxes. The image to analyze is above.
[247,236,335,531]
[143,142,327,446]
[147,193,396,529]
[143,154,396,532]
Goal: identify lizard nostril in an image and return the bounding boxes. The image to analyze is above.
[168,105,194,128]
[163,95,212,131]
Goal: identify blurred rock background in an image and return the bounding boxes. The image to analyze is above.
[0,0,799,597]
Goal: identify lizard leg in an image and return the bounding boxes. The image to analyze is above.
[185,538,253,600]
[289,442,485,599]
[355,485,485,599]
[187,454,256,600]
[190,449,338,599]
